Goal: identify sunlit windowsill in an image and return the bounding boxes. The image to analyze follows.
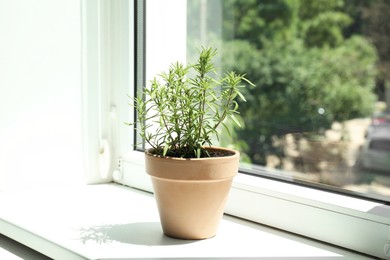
[119,150,390,259]
[0,183,372,259]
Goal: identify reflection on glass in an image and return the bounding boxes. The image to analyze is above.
[187,0,390,202]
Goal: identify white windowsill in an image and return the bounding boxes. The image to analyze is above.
[118,150,390,259]
[0,183,372,259]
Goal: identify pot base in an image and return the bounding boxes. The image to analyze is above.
[151,176,233,240]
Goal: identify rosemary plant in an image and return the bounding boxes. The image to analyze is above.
[130,47,254,158]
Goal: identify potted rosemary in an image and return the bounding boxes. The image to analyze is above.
[129,47,253,239]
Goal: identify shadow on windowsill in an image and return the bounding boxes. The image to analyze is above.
[79,222,197,246]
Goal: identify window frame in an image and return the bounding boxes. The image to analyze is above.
[96,1,390,258]
[81,0,133,184]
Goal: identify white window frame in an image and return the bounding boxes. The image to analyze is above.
[81,0,133,184]
[92,1,390,259]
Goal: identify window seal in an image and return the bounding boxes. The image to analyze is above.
[239,167,390,205]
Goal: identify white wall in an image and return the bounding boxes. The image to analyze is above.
[0,0,83,190]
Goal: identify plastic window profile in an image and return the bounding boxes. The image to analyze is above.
[81,0,133,184]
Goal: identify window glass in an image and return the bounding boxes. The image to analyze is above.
[144,0,390,202]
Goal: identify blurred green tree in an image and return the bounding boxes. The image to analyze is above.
[218,0,378,165]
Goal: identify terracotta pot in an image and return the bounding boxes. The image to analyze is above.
[145,146,239,240]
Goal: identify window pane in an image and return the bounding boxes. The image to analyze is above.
[144,0,390,202]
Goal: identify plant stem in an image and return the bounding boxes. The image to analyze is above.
[213,85,234,131]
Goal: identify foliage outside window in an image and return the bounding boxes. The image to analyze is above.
[187,0,390,202]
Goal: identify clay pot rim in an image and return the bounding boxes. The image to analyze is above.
[145,146,239,162]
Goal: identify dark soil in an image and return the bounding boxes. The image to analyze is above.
[206,150,235,158]
[147,147,235,158]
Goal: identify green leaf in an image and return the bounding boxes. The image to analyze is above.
[236,90,247,102]
[233,100,239,111]
[242,77,255,87]
[196,147,201,158]
[229,114,242,127]
[221,121,232,137]
[163,144,169,156]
